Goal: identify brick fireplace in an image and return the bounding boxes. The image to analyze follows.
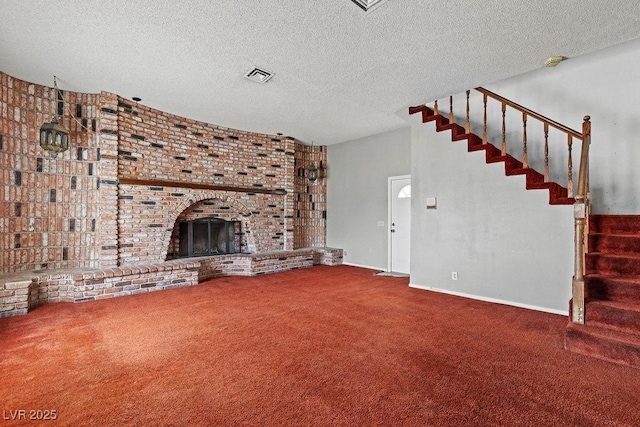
[0,71,342,316]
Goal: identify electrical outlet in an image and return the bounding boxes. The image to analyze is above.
[452,271,458,280]
[343,250,347,256]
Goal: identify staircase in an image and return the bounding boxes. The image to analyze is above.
[408,104,574,205]
[411,89,640,369]
[566,215,640,367]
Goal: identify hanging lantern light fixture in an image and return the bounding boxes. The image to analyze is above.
[308,163,318,182]
[39,76,69,158]
[308,141,318,182]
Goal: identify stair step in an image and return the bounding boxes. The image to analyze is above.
[468,141,489,152]
[586,274,640,303]
[485,148,507,163]
[566,322,640,368]
[587,300,640,335]
[589,233,640,255]
[591,215,640,234]
[464,135,484,150]
[586,253,640,276]
[450,124,468,140]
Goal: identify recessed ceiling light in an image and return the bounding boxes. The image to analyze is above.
[545,56,566,67]
[350,0,389,12]
[244,67,274,83]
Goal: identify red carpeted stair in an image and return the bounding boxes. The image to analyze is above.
[566,214,640,367]
[409,105,574,205]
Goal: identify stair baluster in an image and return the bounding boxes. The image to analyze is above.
[522,112,528,168]
[465,90,470,133]
[482,93,488,145]
[501,102,507,155]
[567,135,574,198]
[543,123,549,182]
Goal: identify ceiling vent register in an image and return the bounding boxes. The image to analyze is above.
[244,67,274,83]
[350,0,389,12]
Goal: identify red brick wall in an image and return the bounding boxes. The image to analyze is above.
[116,98,296,189]
[0,72,326,273]
[294,144,327,248]
[0,73,102,272]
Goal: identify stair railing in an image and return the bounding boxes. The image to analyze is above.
[434,87,591,323]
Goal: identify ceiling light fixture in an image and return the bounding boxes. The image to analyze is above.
[244,67,274,83]
[545,56,566,67]
[350,0,389,12]
[39,76,70,158]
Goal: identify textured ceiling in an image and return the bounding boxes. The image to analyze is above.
[1,0,640,145]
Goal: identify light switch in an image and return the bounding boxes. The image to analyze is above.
[426,197,437,209]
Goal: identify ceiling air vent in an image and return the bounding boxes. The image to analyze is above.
[244,67,274,83]
[350,0,389,12]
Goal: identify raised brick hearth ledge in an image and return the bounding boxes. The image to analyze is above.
[0,248,343,317]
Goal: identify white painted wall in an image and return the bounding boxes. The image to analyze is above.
[327,127,411,270]
[483,37,640,213]
[409,124,573,314]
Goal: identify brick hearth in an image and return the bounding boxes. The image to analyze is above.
[0,247,343,317]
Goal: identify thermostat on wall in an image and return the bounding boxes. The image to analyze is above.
[426,197,437,209]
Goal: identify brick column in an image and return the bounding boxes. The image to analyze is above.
[97,92,119,267]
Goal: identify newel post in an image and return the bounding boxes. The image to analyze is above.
[571,115,591,324]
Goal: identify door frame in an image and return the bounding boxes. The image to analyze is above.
[387,174,411,273]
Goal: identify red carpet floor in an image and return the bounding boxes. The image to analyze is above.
[1,265,640,426]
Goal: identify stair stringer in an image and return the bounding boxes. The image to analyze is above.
[409,105,574,205]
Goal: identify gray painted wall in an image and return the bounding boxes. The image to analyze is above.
[409,125,574,313]
[483,37,640,213]
[327,127,411,269]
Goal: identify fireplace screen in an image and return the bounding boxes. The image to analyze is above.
[177,218,240,257]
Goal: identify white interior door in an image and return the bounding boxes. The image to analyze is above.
[389,176,411,274]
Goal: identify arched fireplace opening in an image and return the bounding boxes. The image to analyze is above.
[175,218,241,258]
[166,196,252,260]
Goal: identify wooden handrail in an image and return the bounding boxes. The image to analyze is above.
[476,87,583,140]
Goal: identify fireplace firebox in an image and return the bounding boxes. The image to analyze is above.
[176,218,241,258]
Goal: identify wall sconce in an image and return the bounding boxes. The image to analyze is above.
[307,141,319,183]
[308,163,318,182]
[39,76,69,158]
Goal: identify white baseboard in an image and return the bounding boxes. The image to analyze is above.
[408,283,568,316]
[343,262,385,271]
